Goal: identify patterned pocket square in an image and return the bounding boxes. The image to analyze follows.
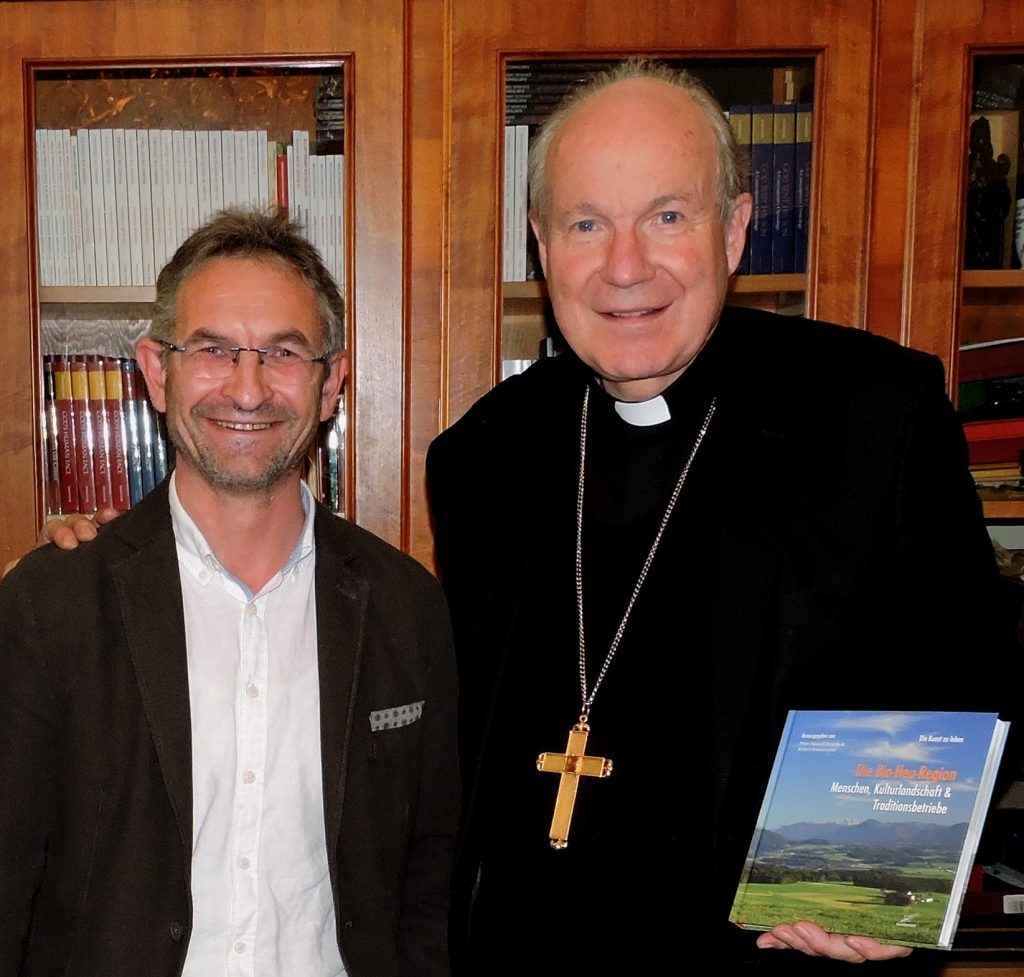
[369,700,424,731]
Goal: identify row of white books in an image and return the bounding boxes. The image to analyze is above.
[502,124,531,282]
[35,128,345,289]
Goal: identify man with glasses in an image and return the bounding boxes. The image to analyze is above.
[0,210,458,977]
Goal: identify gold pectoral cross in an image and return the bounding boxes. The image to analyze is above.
[536,721,612,849]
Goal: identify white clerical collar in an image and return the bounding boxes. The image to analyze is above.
[613,394,671,427]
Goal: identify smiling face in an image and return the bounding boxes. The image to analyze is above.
[533,78,751,402]
[136,256,346,499]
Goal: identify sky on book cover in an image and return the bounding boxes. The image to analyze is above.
[763,711,999,829]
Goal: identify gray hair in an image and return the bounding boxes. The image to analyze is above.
[528,58,747,229]
[150,208,345,354]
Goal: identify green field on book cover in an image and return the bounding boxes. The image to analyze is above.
[730,710,1008,949]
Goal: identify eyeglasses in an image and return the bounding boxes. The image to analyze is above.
[157,338,330,383]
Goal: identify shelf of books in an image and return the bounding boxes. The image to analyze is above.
[960,55,1024,523]
[31,62,349,520]
[497,57,815,380]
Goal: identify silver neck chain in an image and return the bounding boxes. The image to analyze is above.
[575,384,717,722]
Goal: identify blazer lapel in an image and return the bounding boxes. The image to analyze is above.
[110,485,193,857]
[313,508,367,855]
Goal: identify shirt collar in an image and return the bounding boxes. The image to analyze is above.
[169,471,316,598]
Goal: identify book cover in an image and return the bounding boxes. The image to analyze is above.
[749,105,774,275]
[69,354,98,513]
[771,105,796,274]
[75,129,98,286]
[52,355,80,514]
[102,356,131,511]
[794,104,813,274]
[86,354,113,511]
[730,710,1009,950]
[728,105,752,276]
[119,358,144,506]
[112,128,132,286]
[42,356,63,515]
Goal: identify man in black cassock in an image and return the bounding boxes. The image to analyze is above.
[427,60,1009,973]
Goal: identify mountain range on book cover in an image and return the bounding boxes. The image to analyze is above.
[729,710,1008,949]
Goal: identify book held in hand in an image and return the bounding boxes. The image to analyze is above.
[730,710,1009,950]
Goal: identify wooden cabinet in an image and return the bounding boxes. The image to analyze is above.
[0,0,406,562]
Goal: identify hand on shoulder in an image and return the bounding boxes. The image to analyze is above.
[2,508,123,580]
[756,920,913,963]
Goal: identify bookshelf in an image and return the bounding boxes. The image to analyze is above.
[33,63,348,517]
[0,0,407,562]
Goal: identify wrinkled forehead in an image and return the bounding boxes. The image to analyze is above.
[548,82,719,212]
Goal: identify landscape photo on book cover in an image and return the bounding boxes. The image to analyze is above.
[730,711,1005,947]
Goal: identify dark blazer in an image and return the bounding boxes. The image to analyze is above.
[0,481,459,977]
[427,306,1013,970]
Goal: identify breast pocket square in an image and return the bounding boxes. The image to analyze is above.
[369,700,424,731]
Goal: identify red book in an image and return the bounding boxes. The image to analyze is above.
[102,356,132,510]
[87,354,113,510]
[69,355,97,513]
[277,153,289,212]
[52,355,80,514]
[42,356,63,514]
[963,417,1024,466]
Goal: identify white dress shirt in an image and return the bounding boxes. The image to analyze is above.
[169,475,347,977]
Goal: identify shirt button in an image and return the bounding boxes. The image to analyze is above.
[169,921,184,941]
[242,770,256,784]
[246,683,259,698]
[198,569,209,583]
[246,603,257,617]
[238,856,251,870]
[234,941,247,954]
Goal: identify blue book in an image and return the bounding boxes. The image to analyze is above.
[728,105,752,275]
[771,105,797,274]
[794,104,813,274]
[749,105,774,274]
[730,709,1009,950]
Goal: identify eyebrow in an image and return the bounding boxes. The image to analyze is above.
[180,327,315,348]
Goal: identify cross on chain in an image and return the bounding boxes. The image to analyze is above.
[536,721,612,849]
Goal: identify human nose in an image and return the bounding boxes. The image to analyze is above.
[600,227,654,287]
[218,348,274,408]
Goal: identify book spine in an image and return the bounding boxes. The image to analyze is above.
[503,125,514,282]
[148,130,166,273]
[136,130,156,286]
[138,385,157,497]
[35,130,52,286]
[67,132,85,286]
[750,106,774,275]
[100,128,120,286]
[124,129,144,287]
[52,130,70,284]
[69,354,98,513]
[771,105,796,274]
[255,130,268,208]
[728,106,753,275]
[102,357,132,511]
[42,356,63,514]
[86,354,113,510]
[113,128,132,286]
[513,125,529,282]
[195,130,211,227]
[221,130,236,208]
[794,104,813,274]
[119,359,145,506]
[172,129,188,247]
[53,355,80,513]
[88,129,109,286]
[208,128,224,215]
[184,129,199,235]
[334,153,345,287]
[277,151,289,212]
[160,129,177,263]
[234,130,249,209]
[76,129,97,286]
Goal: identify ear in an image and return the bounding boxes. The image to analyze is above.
[724,192,753,275]
[529,214,549,279]
[135,338,169,413]
[320,350,348,422]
